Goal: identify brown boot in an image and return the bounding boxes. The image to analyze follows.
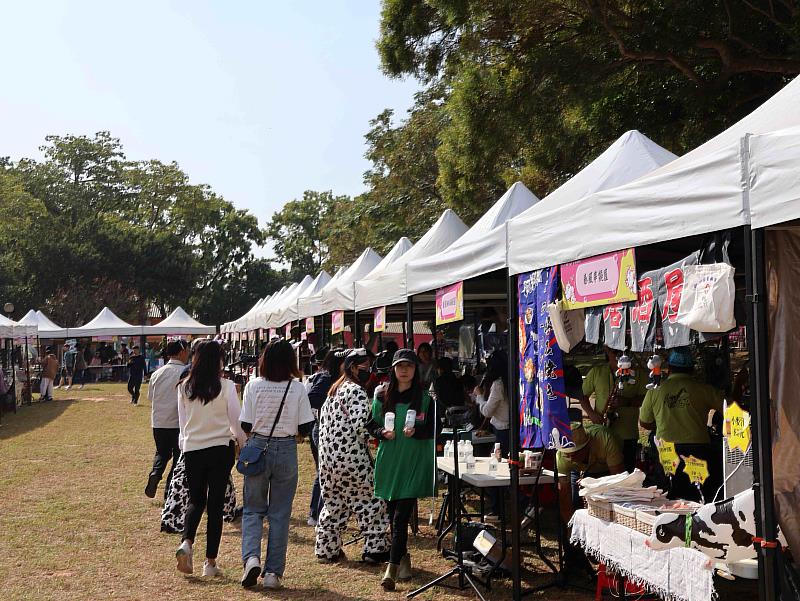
[397,553,412,580]
[381,563,398,591]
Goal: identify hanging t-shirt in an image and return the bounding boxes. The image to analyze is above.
[585,306,603,345]
[629,272,658,352]
[603,303,627,351]
[654,251,699,349]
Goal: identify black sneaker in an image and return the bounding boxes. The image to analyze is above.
[145,474,160,498]
[362,550,390,564]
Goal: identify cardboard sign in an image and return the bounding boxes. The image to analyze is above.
[331,310,345,335]
[560,248,638,309]
[436,281,464,325]
[724,401,751,454]
[305,317,314,334]
[681,455,710,485]
[655,438,679,476]
[374,306,386,332]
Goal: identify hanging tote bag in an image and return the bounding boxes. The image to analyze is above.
[236,381,292,476]
[547,300,585,353]
[676,263,736,333]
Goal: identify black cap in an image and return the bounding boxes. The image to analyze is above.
[392,349,418,367]
[343,348,371,369]
[311,346,330,365]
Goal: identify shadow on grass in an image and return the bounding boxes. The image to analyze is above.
[0,399,76,440]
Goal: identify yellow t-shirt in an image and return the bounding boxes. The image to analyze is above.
[582,364,646,442]
[639,373,723,444]
[556,424,624,476]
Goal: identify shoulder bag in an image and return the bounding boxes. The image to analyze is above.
[236,380,292,476]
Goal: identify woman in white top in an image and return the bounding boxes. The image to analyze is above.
[175,340,246,578]
[238,340,314,591]
[477,350,510,454]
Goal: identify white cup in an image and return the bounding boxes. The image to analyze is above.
[404,409,417,429]
[384,412,395,432]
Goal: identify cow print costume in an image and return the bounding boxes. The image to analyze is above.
[315,379,390,560]
[161,453,237,534]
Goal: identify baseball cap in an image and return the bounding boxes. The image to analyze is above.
[392,349,418,367]
[668,347,694,369]
[343,348,371,369]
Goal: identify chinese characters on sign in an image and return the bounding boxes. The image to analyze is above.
[560,248,638,310]
[724,401,751,453]
[331,310,345,335]
[435,281,464,325]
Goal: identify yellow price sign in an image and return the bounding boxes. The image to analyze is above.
[724,401,751,454]
[655,438,679,476]
[681,455,710,485]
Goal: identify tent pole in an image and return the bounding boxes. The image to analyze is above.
[743,225,781,601]
[405,298,414,350]
[506,270,522,601]
[354,311,360,347]
[24,336,30,408]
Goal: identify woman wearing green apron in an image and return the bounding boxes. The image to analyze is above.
[368,349,436,591]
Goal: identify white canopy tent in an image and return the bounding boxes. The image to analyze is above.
[253,284,298,330]
[144,307,216,336]
[748,124,800,229]
[298,267,346,320]
[225,291,277,334]
[69,307,143,337]
[406,182,539,296]
[18,310,65,338]
[320,248,383,315]
[508,76,800,274]
[354,209,469,312]
[0,314,37,338]
[262,275,314,329]
[271,270,332,328]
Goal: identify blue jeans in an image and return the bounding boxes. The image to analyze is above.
[241,436,298,576]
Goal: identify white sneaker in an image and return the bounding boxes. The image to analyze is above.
[307,516,317,526]
[79,384,84,390]
[176,540,193,574]
[263,572,282,590]
[241,556,261,588]
[65,385,72,391]
[202,560,222,577]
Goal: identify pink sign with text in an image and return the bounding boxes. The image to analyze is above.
[560,248,638,309]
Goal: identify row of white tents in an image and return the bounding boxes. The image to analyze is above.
[225,72,800,336]
[0,306,215,340]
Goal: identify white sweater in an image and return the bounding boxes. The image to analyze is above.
[178,378,246,452]
[478,379,510,430]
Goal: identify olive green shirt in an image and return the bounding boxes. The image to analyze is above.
[556,424,624,476]
[639,373,724,444]
[582,364,646,442]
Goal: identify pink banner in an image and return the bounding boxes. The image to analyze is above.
[374,306,386,333]
[560,248,638,309]
[331,310,345,335]
[436,281,464,325]
[305,317,314,333]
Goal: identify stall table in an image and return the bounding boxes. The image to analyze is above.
[569,509,716,601]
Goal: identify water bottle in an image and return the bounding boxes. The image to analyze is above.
[488,455,498,472]
[444,440,452,458]
[465,451,476,473]
[493,442,502,461]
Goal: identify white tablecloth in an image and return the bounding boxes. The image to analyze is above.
[570,510,716,601]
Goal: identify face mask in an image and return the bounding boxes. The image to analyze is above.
[357,368,371,384]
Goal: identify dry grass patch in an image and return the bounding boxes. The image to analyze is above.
[0,383,593,601]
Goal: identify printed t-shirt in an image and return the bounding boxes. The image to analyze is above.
[582,364,646,442]
[639,373,723,444]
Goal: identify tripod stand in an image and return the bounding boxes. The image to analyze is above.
[407,422,487,601]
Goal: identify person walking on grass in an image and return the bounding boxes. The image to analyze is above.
[175,340,246,577]
[58,343,74,390]
[39,347,59,402]
[73,342,87,390]
[368,349,436,591]
[238,340,315,590]
[145,339,189,499]
[127,345,147,404]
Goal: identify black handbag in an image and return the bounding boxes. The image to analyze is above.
[236,381,291,476]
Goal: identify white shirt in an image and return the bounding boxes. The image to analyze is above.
[240,378,314,438]
[178,378,246,452]
[478,379,510,430]
[147,359,185,429]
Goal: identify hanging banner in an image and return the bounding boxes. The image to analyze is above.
[724,401,751,453]
[629,272,658,352]
[436,281,464,325]
[285,323,292,339]
[374,306,386,333]
[305,317,315,334]
[331,310,345,335]
[655,438,679,476]
[268,328,276,339]
[518,268,571,449]
[560,248,638,309]
[654,251,699,348]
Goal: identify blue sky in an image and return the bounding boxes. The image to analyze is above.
[0,1,419,255]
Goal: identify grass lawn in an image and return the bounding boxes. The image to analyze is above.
[0,383,594,601]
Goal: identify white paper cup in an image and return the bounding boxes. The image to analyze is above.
[384,412,395,431]
[404,409,417,429]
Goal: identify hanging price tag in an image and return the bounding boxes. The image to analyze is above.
[681,455,710,485]
[724,401,751,454]
[655,438,679,476]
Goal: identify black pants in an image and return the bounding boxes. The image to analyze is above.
[128,378,142,402]
[151,428,181,496]
[387,498,416,564]
[183,442,235,558]
[622,438,638,474]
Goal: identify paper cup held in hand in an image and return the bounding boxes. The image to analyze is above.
[404,409,416,429]
[384,412,395,431]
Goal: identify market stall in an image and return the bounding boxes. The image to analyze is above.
[143,307,215,336]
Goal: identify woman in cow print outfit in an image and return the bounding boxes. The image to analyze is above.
[315,348,390,563]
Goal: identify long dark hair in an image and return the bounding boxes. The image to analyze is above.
[481,349,508,391]
[321,348,344,375]
[183,340,223,405]
[381,362,423,416]
[328,355,368,397]
[259,340,302,381]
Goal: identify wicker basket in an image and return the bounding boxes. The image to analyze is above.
[635,509,659,536]
[613,504,638,530]
[586,498,614,522]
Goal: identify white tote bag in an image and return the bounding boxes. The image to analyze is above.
[547,301,584,353]
[676,263,736,332]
